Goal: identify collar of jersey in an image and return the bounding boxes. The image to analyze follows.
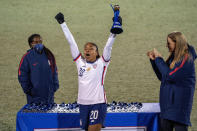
[86,58,98,64]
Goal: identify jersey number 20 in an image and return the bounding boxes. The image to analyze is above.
[90,110,98,120]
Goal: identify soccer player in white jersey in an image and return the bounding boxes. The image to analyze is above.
[55,12,121,131]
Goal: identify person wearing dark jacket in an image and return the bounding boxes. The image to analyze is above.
[147,31,196,131]
[18,34,59,104]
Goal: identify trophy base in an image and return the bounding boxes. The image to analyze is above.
[111,28,123,34]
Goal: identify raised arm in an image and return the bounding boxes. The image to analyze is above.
[102,9,123,62]
[55,12,80,60]
[102,33,116,62]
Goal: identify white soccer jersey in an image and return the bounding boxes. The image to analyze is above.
[60,22,116,105]
[74,55,109,104]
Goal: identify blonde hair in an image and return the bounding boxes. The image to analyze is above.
[167,31,189,69]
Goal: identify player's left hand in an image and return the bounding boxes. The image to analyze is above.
[55,12,65,24]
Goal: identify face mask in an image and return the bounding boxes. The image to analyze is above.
[34,43,44,53]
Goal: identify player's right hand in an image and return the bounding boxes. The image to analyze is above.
[55,12,65,24]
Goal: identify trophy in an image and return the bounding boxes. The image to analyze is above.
[110,4,123,34]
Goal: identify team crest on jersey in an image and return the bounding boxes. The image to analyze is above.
[93,64,97,69]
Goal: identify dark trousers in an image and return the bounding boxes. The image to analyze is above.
[160,118,188,131]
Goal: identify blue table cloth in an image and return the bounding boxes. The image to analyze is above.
[16,103,160,131]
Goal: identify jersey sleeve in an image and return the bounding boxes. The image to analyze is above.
[102,33,116,63]
[60,22,80,60]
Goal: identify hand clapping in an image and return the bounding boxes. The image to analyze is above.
[147,48,162,60]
